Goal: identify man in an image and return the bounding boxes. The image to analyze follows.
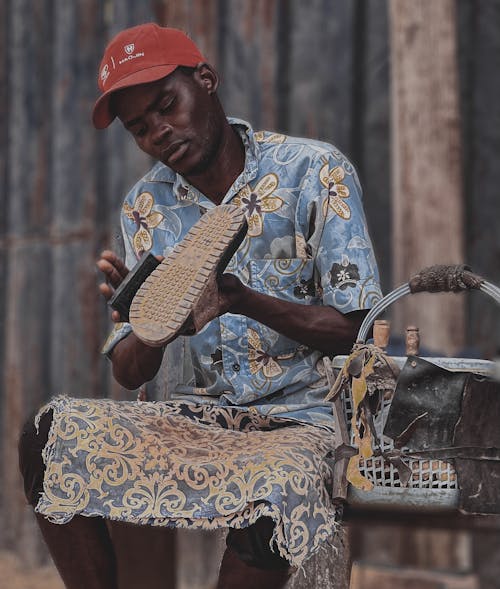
[19,23,382,588]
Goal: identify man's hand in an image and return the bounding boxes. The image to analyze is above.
[96,250,167,389]
[181,272,247,335]
[217,273,247,313]
[96,250,130,322]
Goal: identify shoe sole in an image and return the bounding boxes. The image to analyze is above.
[129,204,247,347]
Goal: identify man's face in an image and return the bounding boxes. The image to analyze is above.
[113,66,224,178]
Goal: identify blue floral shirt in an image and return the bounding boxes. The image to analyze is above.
[103,118,382,429]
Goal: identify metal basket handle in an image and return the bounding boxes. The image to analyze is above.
[357,264,500,343]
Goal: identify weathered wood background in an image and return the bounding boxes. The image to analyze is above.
[1,0,500,587]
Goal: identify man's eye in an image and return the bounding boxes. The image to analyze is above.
[159,99,175,115]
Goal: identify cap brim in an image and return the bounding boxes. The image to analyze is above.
[92,64,178,129]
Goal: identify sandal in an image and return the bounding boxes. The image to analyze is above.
[129,204,247,347]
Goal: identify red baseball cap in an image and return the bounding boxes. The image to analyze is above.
[92,23,206,129]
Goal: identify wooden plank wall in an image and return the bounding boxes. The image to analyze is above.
[390,0,465,355]
[1,0,500,585]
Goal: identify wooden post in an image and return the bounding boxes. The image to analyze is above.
[387,3,472,584]
[389,0,465,355]
[289,525,352,589]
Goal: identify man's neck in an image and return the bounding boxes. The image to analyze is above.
[185,124,246,205]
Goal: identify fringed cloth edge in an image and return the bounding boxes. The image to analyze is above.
[34,395,340,569]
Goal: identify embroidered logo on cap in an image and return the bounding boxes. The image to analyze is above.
[100,63,110,85]
[118,43,145,65]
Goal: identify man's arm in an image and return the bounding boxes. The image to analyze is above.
[109,332,165,390]
[98,253,361,390]
[108,276,361,390]
[97,250,166,390]
[219,274,365,357]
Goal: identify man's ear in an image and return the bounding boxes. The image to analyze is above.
[194,63,219,95]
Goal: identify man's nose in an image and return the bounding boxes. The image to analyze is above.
[150,115,172,146]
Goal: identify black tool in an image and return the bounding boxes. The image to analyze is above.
[108,253,160,321]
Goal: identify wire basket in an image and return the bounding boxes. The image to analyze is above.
[331,265,500,511]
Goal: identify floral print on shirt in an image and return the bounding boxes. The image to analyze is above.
[248,328,294,378]
[319,162,351,220]
[233,173,283,237]
[254,130,287,144]
[330,259,361,290]
[104,119,382,429]
[123,191,164,256]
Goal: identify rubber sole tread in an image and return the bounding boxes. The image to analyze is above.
[129,204,247,347]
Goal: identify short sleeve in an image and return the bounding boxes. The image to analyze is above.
[301,151,382,313]
[101,321,133,357]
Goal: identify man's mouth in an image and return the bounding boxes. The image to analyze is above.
[162,141,189,165]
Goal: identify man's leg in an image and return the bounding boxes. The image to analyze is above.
[217,517,292,588]
[35,513,118,589]
[18,410,118,589]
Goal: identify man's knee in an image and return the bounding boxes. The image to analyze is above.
[18,409,52,507]
[226,517,290,570]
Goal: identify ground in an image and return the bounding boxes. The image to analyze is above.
[0,550,63,589]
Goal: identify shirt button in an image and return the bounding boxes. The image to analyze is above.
[232,363,241,372]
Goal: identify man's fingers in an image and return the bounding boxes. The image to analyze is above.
[99,250,129,279]
[97,251,131,321]
[96,257,127,288]
[99,283,126,322]
[111,310,123,323]
[99,282,114,301]
[96,259,122,288]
